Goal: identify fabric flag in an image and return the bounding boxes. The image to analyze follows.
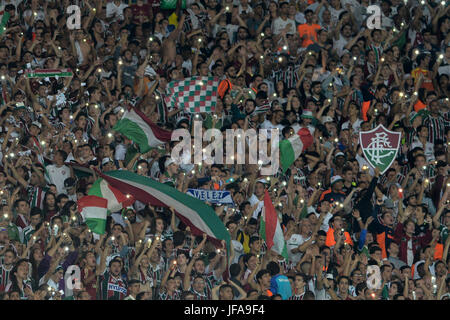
[26,69,73,78]
[113,107,172,153]
[65,162,94,179]
[30,186,46,209]
[98,170,231,251]
[161,0,186,10]
[165,76,220,113]
[88,178,135,213]
[260,190,288,259]
[279,128,313,173]
[77,196,108,234]
[0,11,10,36]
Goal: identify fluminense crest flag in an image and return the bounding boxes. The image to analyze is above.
[359,124,401,174]
[165,76,219,113]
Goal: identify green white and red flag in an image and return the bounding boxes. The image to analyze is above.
[77,196,108,235]
[260,190,288,259]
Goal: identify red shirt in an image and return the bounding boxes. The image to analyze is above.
[82,268,97,300]
[131,3,152,24]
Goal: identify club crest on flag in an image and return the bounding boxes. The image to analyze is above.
[359,124,401,174]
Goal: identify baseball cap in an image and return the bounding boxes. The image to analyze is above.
[164,157,176,168]
[30,121,42,130]
[64,177,76,189]
[334,152,345,159]
[330,175,344,186]
[102,157,113,166]
[322,116,333,124]
[384,198,394,209]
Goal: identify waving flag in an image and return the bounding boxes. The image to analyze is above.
[165,76,219,113]
[88,178,135,213]
[260,190,288,259]
[98,170,230,250]
[279,128,313,173]
[77,196,108,235]
[113,107,172,153]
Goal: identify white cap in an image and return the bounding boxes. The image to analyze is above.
[30,121,42,130]
[102,157,113,166]
[164,157,176,168]
[322,116,333,124]
[330,175,344,186]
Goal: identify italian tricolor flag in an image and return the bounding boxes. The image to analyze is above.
[88,178,135,213]
[260,190,288,259]
[113,107,172,153]
[99,170,230,250]
[77,196,108,235]
[279,127,313,173]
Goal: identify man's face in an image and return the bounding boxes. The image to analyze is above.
[30,214,41,227]
[193,278,205,292]
[339,278,349,293]
[110,261,121,276]
[16,201,30,215]
[130,283,140,295]
[382,266,392,281]
[4,251,15,265]
[317,235,326,247]
[388,242,399,256]
[220,286,233,300]
[194,260,205,274]
[255,182,265,197]
[382,212,394,226]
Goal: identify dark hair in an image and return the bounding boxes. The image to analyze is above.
[266,261,280,276]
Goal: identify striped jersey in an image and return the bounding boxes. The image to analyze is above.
[271,64,300,89]
[190,288,208,300]
[0,264,13,292]
[289,292,305,300]
[158,289,181,300]
[422,114,449,144]
[5,279,33,300]
[98,271,127,300]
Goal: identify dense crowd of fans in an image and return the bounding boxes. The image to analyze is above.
[0,0,449,300]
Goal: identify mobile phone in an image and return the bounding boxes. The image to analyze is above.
[53,224,59,236]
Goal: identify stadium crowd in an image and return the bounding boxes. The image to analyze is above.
[0,0,449,300]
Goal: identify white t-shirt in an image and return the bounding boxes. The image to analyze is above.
[287,234,310,265]
[106,1,128,20]
[341,118,363,132]
[248,194,264,219]
[45,164,71,195]
[272,17,296,35]
[411,139,435,162]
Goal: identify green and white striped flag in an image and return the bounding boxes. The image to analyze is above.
[26,69,73,78]
[165,76,219,113]
[77,195,108,235]
[100,170,231,250]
